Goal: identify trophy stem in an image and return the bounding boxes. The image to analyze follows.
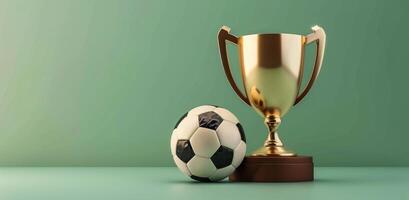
[252,114,296,157]
[264,114,283,147]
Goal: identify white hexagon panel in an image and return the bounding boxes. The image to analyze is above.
[216,121,241,150]
[187,156,217,181]
[190,128,220,158]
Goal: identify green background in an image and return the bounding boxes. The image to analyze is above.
[0,0,407,166]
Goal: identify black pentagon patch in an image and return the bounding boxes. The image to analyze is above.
[176,140,195,163]
[211,146,234,169]
[174,112,188,129]
[190,175,211,182]
[198,111,223,130]
[236,123,246,142]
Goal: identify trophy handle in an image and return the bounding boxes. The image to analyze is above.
[218,26,250,105]
[294,25,326,105]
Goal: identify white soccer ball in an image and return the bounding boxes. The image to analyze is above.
[170,105,246,182]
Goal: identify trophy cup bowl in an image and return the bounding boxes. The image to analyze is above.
[218,25,326,182]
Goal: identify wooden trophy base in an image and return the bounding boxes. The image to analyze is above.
[229,155,314,182]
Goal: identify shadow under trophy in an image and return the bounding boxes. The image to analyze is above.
[218,25,326,182]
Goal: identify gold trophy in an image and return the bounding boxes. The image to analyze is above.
[218,25,326,182]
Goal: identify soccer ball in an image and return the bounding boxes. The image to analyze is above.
[170,105,246,182]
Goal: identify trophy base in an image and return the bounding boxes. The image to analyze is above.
[229,155,313,182]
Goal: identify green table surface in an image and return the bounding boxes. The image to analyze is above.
[0,167,407,200]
